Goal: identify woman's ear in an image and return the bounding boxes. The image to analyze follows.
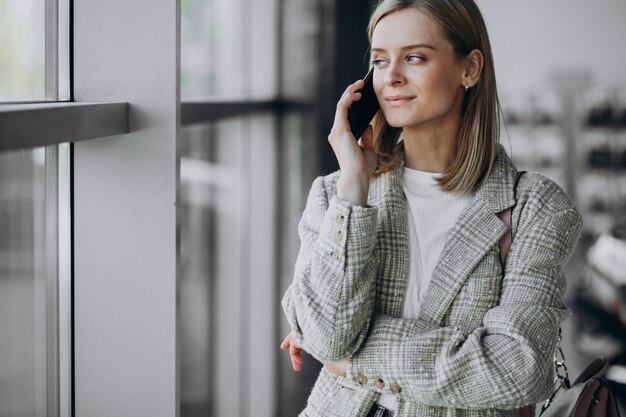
[463,49,484,88]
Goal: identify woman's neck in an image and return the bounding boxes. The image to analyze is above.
[402,125,458,173]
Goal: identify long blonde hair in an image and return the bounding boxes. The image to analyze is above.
[368,0,499,193]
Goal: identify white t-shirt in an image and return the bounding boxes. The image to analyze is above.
[377,167,474,411]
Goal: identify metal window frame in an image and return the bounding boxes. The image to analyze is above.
[45,0,59,100]
[180,98,310,127]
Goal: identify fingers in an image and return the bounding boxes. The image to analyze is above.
[341,79,364,101]
[289,343,303,372]
[332,79,365,132]
[280,333,303,372]
[291,352,302,372]
[289,341,301,355]
[280,333,302,350]
[279,333,291,350]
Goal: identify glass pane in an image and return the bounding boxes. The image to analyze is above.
[180,118,249,416]
[0,144,70,417]
[0,147,47,416]
[181,113,287,417]
[181,0,278,98]
[0,0,46,101]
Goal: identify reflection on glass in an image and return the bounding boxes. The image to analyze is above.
[0,147,47,416]
[181,0,277,98]
[180,119,248,416]
[0,0,46,101]
[180,114,284,417]
[181,0,214,97]
[180,123,216,417]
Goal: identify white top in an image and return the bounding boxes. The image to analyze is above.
[377,167,474,411]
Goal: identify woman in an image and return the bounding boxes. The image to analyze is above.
[280,0,582,416]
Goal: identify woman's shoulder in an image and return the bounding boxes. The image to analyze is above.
[516,171,579,214]
[513,172,583,240]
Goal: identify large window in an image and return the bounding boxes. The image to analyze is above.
[179,0,331,415]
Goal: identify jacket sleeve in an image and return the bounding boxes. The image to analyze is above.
[345,179,583,409]
[281,175,380,362]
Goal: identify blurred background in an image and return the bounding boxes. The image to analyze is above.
[1,0,626,416]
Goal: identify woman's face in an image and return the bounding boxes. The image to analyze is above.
[371,8,467,131]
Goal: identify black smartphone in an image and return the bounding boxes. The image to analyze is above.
[347,67,380,139]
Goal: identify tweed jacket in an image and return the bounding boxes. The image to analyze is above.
[282,144,583,417]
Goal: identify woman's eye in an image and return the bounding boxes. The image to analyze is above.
[371,59,386,67]
[407,55,424,63]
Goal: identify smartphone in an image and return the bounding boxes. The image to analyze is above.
[347,67,380,139]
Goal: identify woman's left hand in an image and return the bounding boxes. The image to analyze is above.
[280,332,348,377]
[280,332,303,372]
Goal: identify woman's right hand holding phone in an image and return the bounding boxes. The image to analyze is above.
[328,79,377,207]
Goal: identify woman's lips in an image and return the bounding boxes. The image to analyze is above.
[385,96,416,106]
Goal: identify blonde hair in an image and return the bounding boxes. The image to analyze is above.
[368,0,499,193]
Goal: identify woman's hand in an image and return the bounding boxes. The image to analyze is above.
[328,80,378,207]
[280,332,348,377]
[321,358,348,377]
[280,332,303,372]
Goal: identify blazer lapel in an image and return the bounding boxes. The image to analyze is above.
[417,144,519,325]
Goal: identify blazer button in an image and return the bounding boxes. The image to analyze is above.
[355,373,368,385]
[334,231,343,242]
[375,378,385,389]
[390,383,401,394]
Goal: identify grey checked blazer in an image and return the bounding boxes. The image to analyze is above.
[282,144,583,417]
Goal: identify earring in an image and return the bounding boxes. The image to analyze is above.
[465,83,470,92]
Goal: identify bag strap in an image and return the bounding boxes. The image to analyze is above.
[498,171,535,417]
[498,170,526,266]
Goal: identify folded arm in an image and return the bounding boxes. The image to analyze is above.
[347,196,582,409]
[282,175,380,362]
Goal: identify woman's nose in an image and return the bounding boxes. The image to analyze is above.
[384,62,406,86]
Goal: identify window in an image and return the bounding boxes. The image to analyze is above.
[181,0,277,99]
[1,0,72,415]
[0,0,70,102]
[179,0,328,415]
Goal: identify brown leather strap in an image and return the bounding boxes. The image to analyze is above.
[519,405,533,417]
[573,357,609,385]
[498,171,526,268]
[499,207,512,266]
[500,171,532,417]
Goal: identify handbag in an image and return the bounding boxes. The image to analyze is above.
[499,171,622,417]
[539,355,621,417]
